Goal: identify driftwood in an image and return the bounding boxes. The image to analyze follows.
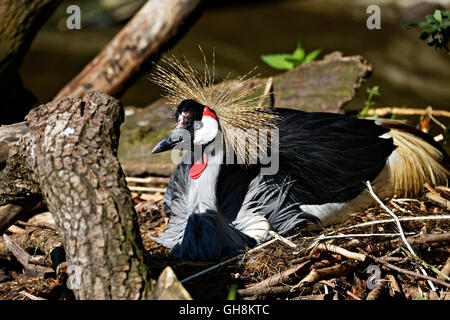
[0,90,152,299]
[55,0,201,99]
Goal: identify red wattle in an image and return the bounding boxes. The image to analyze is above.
[190,153,208,179]
[203,107,217,120]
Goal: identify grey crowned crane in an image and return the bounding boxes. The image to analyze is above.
[149,57,449,261]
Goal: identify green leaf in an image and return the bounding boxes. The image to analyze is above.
[292,41,305,61]
[285,57,302,67]
[418,22,431,28]
[426,14,437,24]
[227,281,238,300]
[415,297,428,300]
[304,49,322,63]
[261,54,295,70]
[434,10,443,23]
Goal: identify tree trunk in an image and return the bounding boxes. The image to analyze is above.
[0,0,63,124]
[56,0,202,99]
[0,90,152,299]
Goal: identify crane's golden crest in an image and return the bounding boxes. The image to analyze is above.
[149,53,279,165]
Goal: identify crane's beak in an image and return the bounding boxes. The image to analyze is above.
[152,127,188,154]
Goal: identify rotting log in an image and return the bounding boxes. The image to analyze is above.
[0,0,64,124]
[55,0,202,99]
[0,90,152,299]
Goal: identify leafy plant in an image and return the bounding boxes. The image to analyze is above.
[407,10,450,52]
[261,40,322,70]
[357,86,380,118]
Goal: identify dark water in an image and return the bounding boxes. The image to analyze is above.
[21,0,450,113]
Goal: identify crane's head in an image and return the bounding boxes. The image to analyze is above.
[149,53,279,164]
[152,99,219,153]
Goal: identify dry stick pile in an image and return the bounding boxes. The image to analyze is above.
[0,172,449,300]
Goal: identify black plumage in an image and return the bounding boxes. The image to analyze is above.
[152,106,401,261]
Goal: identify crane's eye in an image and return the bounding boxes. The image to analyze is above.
[193,122,203,130]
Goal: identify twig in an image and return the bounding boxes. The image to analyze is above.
[367,107,450,118]
[426,106,447,131]
[439,257,450,281]
[385,274,402,298]
[237,285,292,297]
[366,281,385,300]
[366,181,437,291]
[245,260,310,289]
[6,225,26,234]
[358,249,450,290]
[125,176,170,185]
[269,230,297,248]
[313,243,366,262]
[318,280,361,300]
[435,186,450,193]
[407,232,450,246]
[332,215,450,234]
[19,291,47,300]
[291,261,357,291]
[16,220,56,231]
[127,186,166,193]
[425,192,450,211]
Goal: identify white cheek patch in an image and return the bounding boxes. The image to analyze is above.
[193,115,218,144]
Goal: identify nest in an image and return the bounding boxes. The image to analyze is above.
[1,181,449,300]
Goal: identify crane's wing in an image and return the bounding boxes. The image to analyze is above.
[271,108,396,205]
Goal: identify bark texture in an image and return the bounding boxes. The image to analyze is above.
[0,90,152,299]
[56,0,201,99]
[0,0,63,124]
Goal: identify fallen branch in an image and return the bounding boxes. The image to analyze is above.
[313,243,366,262]
[56,0,201,99]
[291,261,358,291]
[3,234,54,277]
[407,232,450,246]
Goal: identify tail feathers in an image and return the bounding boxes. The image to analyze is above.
[386,128,449,197]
